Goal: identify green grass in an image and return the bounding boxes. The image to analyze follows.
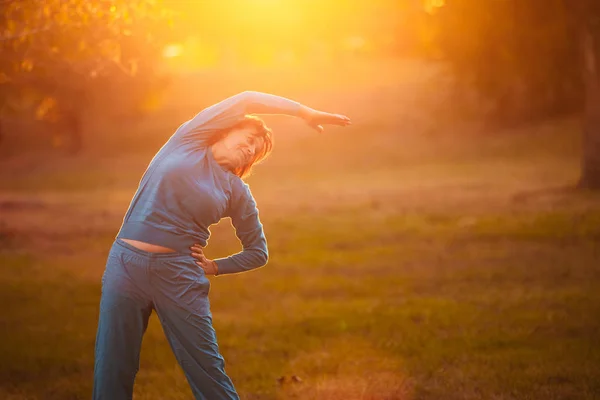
[0,75,599,399]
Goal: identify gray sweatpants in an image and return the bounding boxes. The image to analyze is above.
[93,238,239,400]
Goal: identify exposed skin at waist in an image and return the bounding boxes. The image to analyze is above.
[120,238,177,253]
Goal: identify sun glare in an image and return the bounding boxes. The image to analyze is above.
[161,0,419,70]
[162,44,183,58]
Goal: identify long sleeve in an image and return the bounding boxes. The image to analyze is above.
[172,91,304,145]
[213,181,268,275]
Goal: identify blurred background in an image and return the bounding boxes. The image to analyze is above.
[1,1,600,399]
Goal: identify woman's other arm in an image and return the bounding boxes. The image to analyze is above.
[191,181,268,275]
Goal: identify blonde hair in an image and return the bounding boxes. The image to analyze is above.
[207,115,273,178]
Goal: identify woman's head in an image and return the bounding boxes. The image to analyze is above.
[208,115,273,178]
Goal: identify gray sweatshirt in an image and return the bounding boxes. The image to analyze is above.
[117,91,303,275]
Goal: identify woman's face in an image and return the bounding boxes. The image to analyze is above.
[219,127,264,169]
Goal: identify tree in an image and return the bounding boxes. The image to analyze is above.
[579,2,600,188]
[0,0,170,153]
[433,0,600,189]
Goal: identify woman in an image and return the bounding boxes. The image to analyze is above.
[93,91,351,399]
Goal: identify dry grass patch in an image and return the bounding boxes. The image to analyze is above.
[277,337,411,400]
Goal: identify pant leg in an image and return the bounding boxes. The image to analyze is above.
[154,304,239,400]
[93,243,153,400]
[150,256,238,400]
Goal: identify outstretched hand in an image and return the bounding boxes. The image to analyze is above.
[302,108,351,133]
[190,244,218,275]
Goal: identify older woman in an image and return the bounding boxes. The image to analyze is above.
[93,91,351,399]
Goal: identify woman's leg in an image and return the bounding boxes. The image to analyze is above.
[93,290,152,400]
[93,244,153,400]
[154,301,239,400]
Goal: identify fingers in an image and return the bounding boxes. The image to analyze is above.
[196,262,209,273]
[189,244,217,275]
[190,245,203,254]
[195,258,217,275]
[192,254,211,273]
[190,244,206,263]
[339,114,352,125]
[310,124,324,134]
[331,113,351,126]
[314,111,352,127]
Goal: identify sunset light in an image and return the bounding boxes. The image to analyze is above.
[3,0,600,399]
[160,0,415,70]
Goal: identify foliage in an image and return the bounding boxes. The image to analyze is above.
[432,0,600,124]
[0,0,171,151]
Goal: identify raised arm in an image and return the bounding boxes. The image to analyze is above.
[174,91,300,143]
[242,91,351,132]
[243,90,305,116]
[174,91,351,144]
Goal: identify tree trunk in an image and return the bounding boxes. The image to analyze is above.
[579,20,600,189]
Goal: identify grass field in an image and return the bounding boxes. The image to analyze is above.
[1,67,599,399]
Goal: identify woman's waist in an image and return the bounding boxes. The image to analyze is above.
[120,238,177,253]
[117,220,208,253]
